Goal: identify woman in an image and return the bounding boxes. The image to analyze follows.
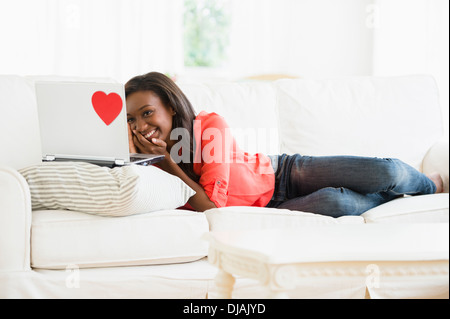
[125,72,443,216]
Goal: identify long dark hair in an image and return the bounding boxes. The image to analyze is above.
[125,72,199,182]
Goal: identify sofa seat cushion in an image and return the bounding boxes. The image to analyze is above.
[362,194,449,223]
[31,209,209,269]
[205,206,364,232]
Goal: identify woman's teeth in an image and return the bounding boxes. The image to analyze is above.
[144,129,156,140]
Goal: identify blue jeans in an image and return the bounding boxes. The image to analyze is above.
[266,154,436,217]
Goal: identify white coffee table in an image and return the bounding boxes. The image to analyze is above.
[207,223,449,298]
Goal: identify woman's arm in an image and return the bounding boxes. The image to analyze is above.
[157,156,217,212]
[130,129,217,212]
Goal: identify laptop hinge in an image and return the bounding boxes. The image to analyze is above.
[43,155,56,162]
[114,159,125,166]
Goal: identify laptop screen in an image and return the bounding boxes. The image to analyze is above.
[35,81,130,163]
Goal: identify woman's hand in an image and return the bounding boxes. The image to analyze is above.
[128,124,140,153]
[128,126,216,212]
[131,129,170,160]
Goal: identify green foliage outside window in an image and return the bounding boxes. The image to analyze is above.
[183,0,231,67]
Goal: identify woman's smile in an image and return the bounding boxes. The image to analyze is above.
[142,128,158,141]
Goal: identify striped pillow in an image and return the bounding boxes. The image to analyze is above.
[19,162,196,216]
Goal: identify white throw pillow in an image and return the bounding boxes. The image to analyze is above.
[19,162,196,216]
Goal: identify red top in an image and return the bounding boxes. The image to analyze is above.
[191,111,275,208]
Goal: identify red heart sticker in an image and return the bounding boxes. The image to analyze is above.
[91,91,123,126]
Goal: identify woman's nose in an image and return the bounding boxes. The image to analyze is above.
[135,118,148,132]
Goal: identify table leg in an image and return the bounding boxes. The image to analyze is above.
[215,269,235,299]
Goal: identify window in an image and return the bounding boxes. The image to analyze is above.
[183,0,231,68]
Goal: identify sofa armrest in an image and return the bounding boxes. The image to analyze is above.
[0,166,31,271]
[422,137,449,193]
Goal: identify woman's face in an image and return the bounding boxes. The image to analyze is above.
[126,90,175,146]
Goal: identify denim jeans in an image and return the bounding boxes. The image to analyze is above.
[266,154,436,217]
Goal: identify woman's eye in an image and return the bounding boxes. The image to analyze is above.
[127,118,134,123]
[143,110,153,117]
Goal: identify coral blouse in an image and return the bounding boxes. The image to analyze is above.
[192,111,275,207]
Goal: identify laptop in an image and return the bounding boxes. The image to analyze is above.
[35,81,164,167]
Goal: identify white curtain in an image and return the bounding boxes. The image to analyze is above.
[0,0,184,83]
[226,0,374,78]
[1,0,448,132]
[372,0,449,134]
[225,0,449,133]
[0,0,377,81]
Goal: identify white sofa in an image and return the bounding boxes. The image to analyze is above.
[0,74,448,299]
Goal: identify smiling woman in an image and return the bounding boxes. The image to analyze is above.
[124,71,443,218]
[126,91,176,150]
[124,72,219,212]
[125,72,197,175]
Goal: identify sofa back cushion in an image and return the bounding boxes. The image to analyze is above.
[1,75,443,172]
[0,76,42,170]
[178,81,279,155]
[275,75,444,170]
